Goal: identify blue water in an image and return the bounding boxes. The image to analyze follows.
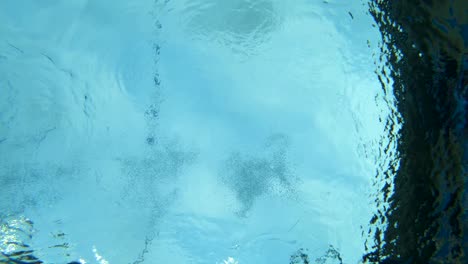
[0,1,395,263]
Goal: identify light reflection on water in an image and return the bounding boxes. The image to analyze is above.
[0,0,396,263]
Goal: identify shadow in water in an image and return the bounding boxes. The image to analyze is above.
[363,0,467,263]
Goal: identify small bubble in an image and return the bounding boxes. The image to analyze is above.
[146,137,155,145]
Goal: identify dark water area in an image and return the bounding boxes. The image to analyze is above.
[364,0,467,263]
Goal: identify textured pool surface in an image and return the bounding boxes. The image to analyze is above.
[0,1,466,263]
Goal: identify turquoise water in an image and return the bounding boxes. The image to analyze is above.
[0,1,398,263]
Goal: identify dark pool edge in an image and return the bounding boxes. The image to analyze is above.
[365,0,467,263]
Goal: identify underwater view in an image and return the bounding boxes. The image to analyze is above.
[0,0,466,263]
